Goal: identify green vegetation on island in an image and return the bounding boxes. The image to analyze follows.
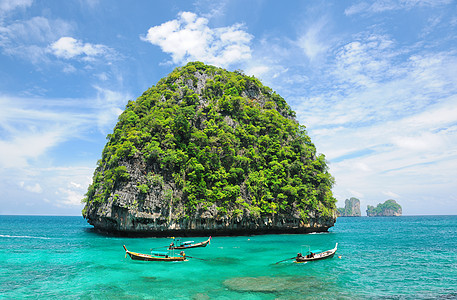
[82,62,337,234]
[366,199,402,217]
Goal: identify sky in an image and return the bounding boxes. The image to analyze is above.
[1,0,456,216]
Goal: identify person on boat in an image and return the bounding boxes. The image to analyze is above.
[169,242,174,248]
[180,251,185,258]
[296,252,303,259]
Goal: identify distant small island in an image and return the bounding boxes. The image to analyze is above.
[337,197,361,217]
[366,199,402,217]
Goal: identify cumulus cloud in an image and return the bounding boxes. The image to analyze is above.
[0,17,116,65]
[50,36,115,61]
[19,181,43,193]
[0,16,73,63]
[141,11,252,67]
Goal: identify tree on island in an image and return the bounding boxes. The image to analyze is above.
[366,199,402,217]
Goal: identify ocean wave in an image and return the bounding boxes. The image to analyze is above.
[0,234,52,239]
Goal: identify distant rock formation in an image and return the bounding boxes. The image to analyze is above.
[366,199,402,217]
[337,197,361,217]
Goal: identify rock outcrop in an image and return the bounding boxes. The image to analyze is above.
[82,62,337,236]
[337,197,361,217]
[366,199,402,217]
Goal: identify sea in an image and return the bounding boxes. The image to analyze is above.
[1,215,456,299]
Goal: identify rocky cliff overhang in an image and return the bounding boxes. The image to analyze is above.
[86,214,335,237]
[85,199,336,237]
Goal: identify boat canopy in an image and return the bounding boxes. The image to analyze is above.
[151,251,169,256]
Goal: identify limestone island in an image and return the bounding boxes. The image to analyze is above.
[337,197,361,217]
[366,199,402,217]
[82,62,337,236]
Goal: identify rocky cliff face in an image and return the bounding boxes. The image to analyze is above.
[366,199,402,217]
[82,62,337,236]
[337,197,361,217]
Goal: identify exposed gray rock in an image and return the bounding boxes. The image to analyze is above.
[337,197,361,217]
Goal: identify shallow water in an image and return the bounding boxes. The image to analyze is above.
[1,215,456,299]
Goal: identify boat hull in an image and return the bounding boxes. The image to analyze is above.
[123,245,186,262]
[168,238,210,250]
[295,243,338,263]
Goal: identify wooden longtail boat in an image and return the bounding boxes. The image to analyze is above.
[168,237,211,250]
[295,243,338,263]
[123,245,186,262]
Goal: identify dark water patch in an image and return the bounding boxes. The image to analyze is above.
[203,256,241,265]
[11,249,32,253]
[224,275,324,293]
[223,275,357,299]
[79,284,142,299]
[141,276,158,281]
[54,249,72,253]
[438,291,457,299]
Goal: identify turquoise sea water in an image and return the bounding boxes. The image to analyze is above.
[1,215,456,299]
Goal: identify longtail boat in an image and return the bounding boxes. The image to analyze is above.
[295,243,338,263]
[168,237,211,250]
[123,245,186,262]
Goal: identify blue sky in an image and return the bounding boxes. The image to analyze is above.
[1,0,456,216]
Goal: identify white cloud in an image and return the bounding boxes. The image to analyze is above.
[57,187,84,206]
[297,18,329,61]
[70,181,82,189]
[0,0,32,13]
[5,165,94,212]
[0,17,116,65]
[333,34,396,88]
[383,191,400,198]
[19,181,43,193]
[0,85,129,170]
[49,166,93,207]
[80,0,100,9]
[0,95,89,171]
[93,85,130,133]
[345,0,453,15]
[50,36,114,61]
[346,189,364,199]
[141,11,252,68]
[0,16,73,63]
[245,65,270,77]
[0,129,64,168]
[321,96,457,213]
